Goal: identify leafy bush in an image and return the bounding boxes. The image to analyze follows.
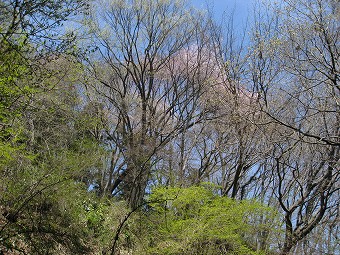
[134,184,277,255]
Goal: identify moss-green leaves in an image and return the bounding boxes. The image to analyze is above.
[145,184,277,255]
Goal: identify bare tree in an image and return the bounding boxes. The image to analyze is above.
[248,0,340,253]
[81,0,216,208]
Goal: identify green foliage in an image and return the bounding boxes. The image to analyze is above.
[0,75,113,253]
[0,1,115,254]
[85,202,105,232]
[140,184,277,255]
[0,142,121,254]
[0,41,105,254]
[83,199,130,245]
[0,42,31,142]
[0,168,88,253]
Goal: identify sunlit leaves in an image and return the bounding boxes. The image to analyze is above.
[145,184,277,255]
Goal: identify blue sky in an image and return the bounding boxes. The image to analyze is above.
[191,0,255,27]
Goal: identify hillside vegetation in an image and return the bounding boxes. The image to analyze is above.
[0,0,338,254]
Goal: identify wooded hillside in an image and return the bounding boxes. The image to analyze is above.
[0,0,338,254]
